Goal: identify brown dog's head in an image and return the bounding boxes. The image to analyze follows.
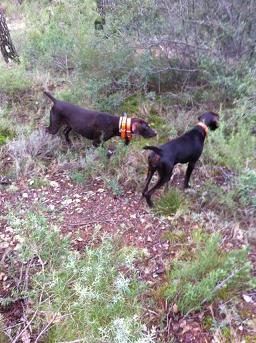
[198,112,220,131]
[131,119,157,138]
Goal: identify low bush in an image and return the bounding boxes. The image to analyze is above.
[155,189,184,216]
[237,169,256,208]
[0,64,31,97]
[6,129,61,176]
[164,232,256,314]
[3,212,154,342]
[68,142,148,191]
[205,120,256,172]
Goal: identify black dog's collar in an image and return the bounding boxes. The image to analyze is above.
[196,122,208,136]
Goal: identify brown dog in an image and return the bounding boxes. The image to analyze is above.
[44,92,156,146]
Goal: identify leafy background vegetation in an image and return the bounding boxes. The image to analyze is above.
[0,0,255,342]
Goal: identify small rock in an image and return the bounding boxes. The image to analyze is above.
[242,294,253,303]
[48,204,55,212]
[61,199,73,205]
[7,185,19,192]
[50,181,59,188]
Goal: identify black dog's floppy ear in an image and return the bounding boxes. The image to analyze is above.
[198,114,204,122]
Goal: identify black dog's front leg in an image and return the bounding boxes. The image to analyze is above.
[184,161,196,188]
[63,127,72,144]
[47,109,61,135]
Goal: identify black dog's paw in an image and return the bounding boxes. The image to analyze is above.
[145,195,154,208]
[184,187,196,195]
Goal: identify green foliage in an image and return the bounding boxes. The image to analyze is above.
[23,0,97,72]
[205,120,255,172]
[164,232,256,314]
[7,212,154,342]
[200,168,256,217]
[0,128,15,145]
[237,169,256,207]
[161,230,186,244]
[0,65,31,96]
[103,176,124,197]
[155,189,183,216]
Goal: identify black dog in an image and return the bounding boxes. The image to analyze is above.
[44,92,156,146]
[142,112,219,207]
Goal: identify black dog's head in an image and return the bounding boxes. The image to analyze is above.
[131,119,157,138]
[198,112,219,131]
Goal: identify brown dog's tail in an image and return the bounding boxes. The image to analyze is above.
[143,146,162,156]
[44,91,57,103]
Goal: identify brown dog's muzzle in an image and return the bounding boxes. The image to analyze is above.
[132,120,157,138]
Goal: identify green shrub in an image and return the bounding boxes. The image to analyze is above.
[0,64,31,96]
[155,189,184,216]
[164,232,256,314]
[5,212,154,342]
[0,128,15,145]
[238,169,256,207]
[21,0,96,75]
[205,120,255,172]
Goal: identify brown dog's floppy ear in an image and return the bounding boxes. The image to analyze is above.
[131,120,140,134]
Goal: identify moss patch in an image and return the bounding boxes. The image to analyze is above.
[0,128,15,145]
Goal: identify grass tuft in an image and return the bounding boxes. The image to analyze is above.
[155,189,184,216]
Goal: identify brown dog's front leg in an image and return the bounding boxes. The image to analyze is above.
[124,138,130,146]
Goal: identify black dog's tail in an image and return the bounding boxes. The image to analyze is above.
[143,145,162,156]
[44,91,57,103]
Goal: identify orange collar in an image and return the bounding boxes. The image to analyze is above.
[119,116,132,141]
[197,121,208,136]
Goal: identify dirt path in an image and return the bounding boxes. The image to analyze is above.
[0,168,255,342]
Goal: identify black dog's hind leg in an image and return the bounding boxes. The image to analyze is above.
[144,162,173,207]
[184,161,196,188]
[63,127,72,144]
[142,167,156,197]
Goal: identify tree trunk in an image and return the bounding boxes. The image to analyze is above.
[0,8,19,63]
